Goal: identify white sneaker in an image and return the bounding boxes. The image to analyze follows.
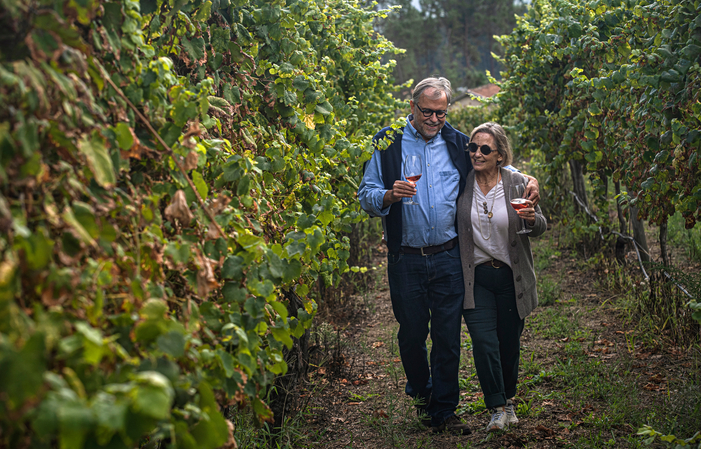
[486,407,508,431]
[505,399,519,426]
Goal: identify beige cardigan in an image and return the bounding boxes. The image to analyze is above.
[457,168,547,319]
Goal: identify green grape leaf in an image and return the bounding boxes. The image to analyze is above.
[181,36,205,61]
[114,122,134,150]
[77,133,116,188]
[157,331,185,358]
[191,170,208,200]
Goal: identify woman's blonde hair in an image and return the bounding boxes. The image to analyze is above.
[470,122,513,168]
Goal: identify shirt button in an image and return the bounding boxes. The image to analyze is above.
[431,206,434,208]
[430,185,432,187]
[431,227,434,229]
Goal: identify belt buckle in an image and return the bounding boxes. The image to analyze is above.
[421,246,427,256]
[491,259,501,268]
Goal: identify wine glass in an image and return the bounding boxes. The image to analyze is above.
[403,155,422,205]
[509,184,532,234]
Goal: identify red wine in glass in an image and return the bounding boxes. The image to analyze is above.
[403,155,422,205]
[510,198,529,210]
[509,185,532,234]
[406,174,422,183]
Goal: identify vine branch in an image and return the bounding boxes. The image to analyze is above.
[98,62,226,240]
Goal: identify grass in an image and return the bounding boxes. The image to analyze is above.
[667,211,701,264]
[533,235,562,272]
[537,274,562,306]
[228,218,701,448]
[529,306,586,340]
[520,296,701,447]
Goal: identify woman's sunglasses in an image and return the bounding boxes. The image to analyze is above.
[467,142,494,155]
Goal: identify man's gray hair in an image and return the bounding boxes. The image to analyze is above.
[412,77,452,105]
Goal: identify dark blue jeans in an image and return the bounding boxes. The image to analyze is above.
[463,263,524,410]
[387,245,464,426]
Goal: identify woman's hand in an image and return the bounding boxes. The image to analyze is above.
[517,200,536,226]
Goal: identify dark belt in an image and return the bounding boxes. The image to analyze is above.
[401,237,458,256]
[479,259,507,268]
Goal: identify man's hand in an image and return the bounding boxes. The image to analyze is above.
[523,174,540,207]
[382,180,417,208]
[516,200,536,225]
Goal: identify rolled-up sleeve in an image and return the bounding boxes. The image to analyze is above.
[358,150,391,217]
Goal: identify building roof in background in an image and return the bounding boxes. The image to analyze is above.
[452,83,500,108]
[468,84,500,98]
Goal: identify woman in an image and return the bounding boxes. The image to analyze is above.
[457,122,546,431]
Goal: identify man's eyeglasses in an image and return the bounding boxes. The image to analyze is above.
[467,142,495,155]
[416,104,448,119]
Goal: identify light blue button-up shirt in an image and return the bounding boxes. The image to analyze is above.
[358,116,460,248]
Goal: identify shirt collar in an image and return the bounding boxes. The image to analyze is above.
[405,114,441,143]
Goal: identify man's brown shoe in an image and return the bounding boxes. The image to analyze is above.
[431,415,472,435]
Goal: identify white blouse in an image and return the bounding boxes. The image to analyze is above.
[471,178,512,267]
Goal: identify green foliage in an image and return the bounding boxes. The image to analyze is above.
[0,0,405,446]
[449,103,498,139]
[667,212,701,263]
[638,425,701,448]
[494,0,701,229]
[537,275,561,306]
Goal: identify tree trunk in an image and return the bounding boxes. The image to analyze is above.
[614,181,626,234]
[660,217,669,267]
[569,159,588,214]
[601,173,609,203]
[268,289,310,430]
[613,181,628,264]
[463,17,471,71]
[630,205,650,264]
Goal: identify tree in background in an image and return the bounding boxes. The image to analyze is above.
[374,0,526,88]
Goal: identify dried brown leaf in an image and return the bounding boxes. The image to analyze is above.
[182,151,199,171]
[196,254,219,297]
[221,420,238,449]
[372,409,389,419]
[535,424,556,436]
[208,195,231,215]
[164,190,193,225]
[183,121,203,141]
[206,222,222,240]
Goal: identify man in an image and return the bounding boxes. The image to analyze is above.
[358,77,538,434]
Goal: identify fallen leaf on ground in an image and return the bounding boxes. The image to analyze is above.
[649,373,665,383]
[536,425,556,436]
[373,409,389,419]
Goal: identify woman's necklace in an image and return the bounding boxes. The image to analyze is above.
[475,171,500,240]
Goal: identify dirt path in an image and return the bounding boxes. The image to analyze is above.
[294,234,701,448]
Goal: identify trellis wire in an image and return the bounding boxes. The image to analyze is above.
[568,191,695,300]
